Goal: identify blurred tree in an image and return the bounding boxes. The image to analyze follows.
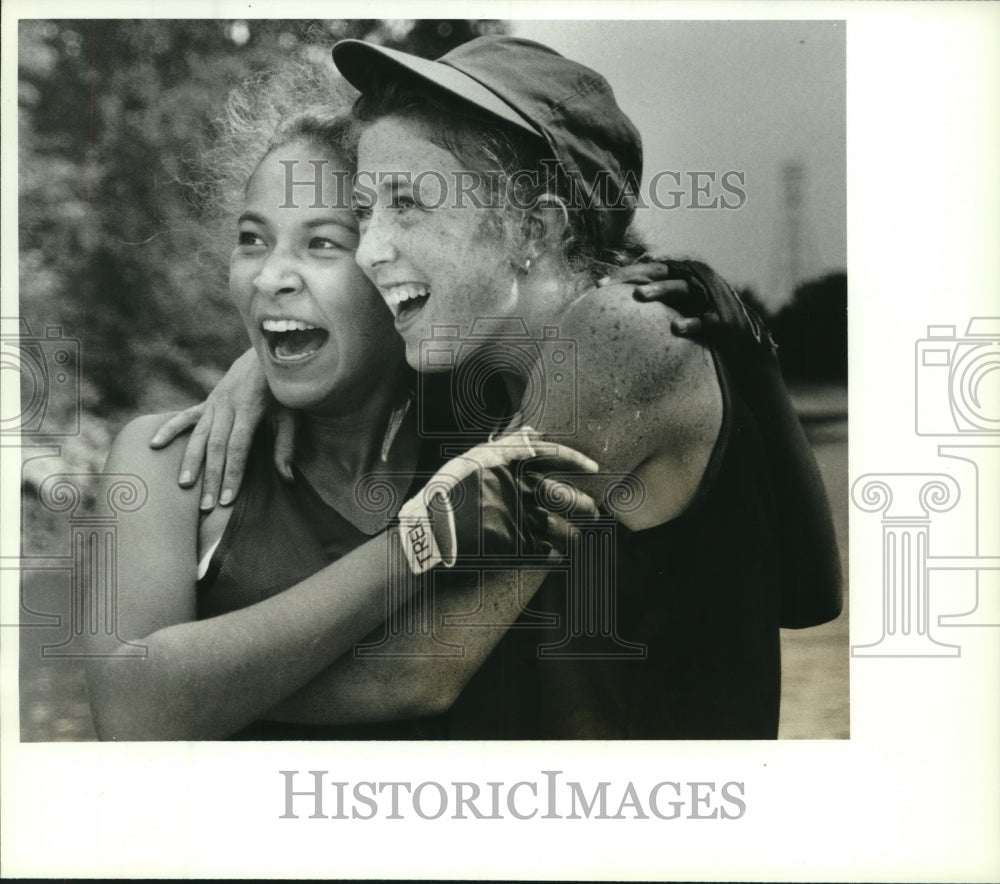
[18,19,506,443]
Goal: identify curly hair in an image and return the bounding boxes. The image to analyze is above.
[196,61,359,265]
[352,79,647,285]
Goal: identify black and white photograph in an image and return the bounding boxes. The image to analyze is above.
[14,15,848,743]
[2,3,997,881]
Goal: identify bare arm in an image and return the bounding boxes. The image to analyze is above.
[265,565,551,724]
[87,416,426,740]
[89,417,592,738]
[266,444,596,725]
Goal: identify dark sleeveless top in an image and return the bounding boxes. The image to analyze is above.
[441,353,783,739]
[200,355,783,740]
[197,414,455,740]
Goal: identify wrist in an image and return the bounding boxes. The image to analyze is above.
[397,490,457,574]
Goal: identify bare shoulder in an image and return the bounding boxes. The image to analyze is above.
[560,283,717,403]
[557,284,723,528]
[560,283,720,421]
[92,413,203,647]
[106,412,187,474]
[104,412,199,517]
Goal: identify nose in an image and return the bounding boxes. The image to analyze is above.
[354,207,398,274]
[253,247,303,297]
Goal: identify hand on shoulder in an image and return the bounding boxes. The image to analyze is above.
[106,412,192,480]
[104,412,210,527]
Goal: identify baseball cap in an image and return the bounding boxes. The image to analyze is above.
[332,35,643,244]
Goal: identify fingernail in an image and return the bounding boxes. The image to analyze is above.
[597,276,610,286]
[150,434,163,446]
[179,471,192,486]
[219,489,233,506]
[200,493,214,510]
[584,457,599,472]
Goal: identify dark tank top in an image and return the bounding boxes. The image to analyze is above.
[197,418,454,740]
[440,352,783,739]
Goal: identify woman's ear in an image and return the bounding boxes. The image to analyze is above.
[522,194,570,257]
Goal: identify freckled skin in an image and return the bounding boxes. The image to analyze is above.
[554,287,723,528]
[354,115,723,531]
[355,117,518,371]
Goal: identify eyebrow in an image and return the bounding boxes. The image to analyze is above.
[237,210,267,226]
[303,217,356,231]
[237,212,355,230]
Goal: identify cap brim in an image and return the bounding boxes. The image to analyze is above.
[333,39,541,138]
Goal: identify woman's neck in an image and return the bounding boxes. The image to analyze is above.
[296,373,414,482]
[497,258,589,418]
[516,254,590,330]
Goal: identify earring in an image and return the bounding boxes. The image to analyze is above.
[519,257,532,274]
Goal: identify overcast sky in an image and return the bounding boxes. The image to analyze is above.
[510,20,846,307]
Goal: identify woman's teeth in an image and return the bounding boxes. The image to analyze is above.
[261,318,329,361]
[383,284,431,319]
[262,318,318,333]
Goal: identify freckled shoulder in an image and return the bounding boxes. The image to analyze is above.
[558,282,715,412]
[555,283,723,527]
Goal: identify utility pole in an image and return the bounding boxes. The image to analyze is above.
[769,160,807,309]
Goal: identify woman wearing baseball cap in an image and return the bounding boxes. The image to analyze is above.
[155,36,841,738]
[337,35,843,738]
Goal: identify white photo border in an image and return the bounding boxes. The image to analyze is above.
[2,2,998,881]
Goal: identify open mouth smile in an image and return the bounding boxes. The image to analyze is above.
[261,318,330,362]
[381,284,431,325]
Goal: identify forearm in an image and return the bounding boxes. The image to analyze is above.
[265,566,548,725]
[88,531,417,740]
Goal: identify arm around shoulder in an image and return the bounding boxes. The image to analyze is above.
[87,414,441,739]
